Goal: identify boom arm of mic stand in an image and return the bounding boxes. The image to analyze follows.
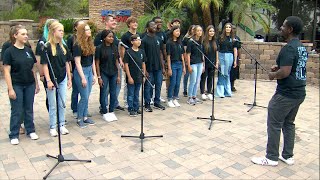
[241,46,268,72]
[44,48,66,108]
[126,51,154,88]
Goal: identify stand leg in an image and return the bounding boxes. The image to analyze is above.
[43,161,60,180]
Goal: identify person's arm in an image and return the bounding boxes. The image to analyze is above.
[233,47,238,68]
[66,62,72,89]
[74,56,87,87]
[215,51,219,69]
[95,59,103,87]
[3,65,16,99]
[268,66,292,80]
[91,57,97,85]
[116,57,121,84]
[187,53,192,73]
[181,53,186,75]
[35,55,44,81]
[125,63,134,84]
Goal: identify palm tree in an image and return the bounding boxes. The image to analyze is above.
[175,0,201,25]
[226,0,276,34]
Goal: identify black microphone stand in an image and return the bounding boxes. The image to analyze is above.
[120,47,163,152]
[42,46,91,180]
[241,45,268,112]
[192,41,232,130]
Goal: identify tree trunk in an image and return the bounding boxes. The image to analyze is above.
[192,11,200,25]
[213,7,219,30]
[202,6,213,27]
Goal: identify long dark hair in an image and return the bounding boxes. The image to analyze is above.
[204,25,217,53]
[101,29,118,61]
[220,22,235,43]
[168,26,182,43]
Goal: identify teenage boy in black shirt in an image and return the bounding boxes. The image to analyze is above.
[141,21,166,112]
[252,16,308,166]
[124,34,146,116]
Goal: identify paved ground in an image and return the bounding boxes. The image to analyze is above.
[0,77,319,179]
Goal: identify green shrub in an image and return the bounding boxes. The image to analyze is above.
[0,3,39,21]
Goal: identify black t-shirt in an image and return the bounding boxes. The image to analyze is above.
[141,34,163,72]
[218,36,238,53]
[95,44,118,76]
[124,48,146,83]
[155,31,167,44]
[182,37,190,47]
[166,40,183,63]
[186,39,203,64]
[3,46,36,85]
[276,39,307,99]
[94,30,119,47]
[1,41,12,61]
[35,36,46,56]
[204,40,217,68]
[41,43,72,87]
[73,44,94,67]
[67,35,76,70]
[121,31,140,48]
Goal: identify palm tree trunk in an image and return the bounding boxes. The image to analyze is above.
[192,12,200,25]
[213,7,219,30]
[202,6,213,27]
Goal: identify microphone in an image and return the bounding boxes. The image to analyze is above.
[190,38,200,46]
[39,41,48,50]
[119,41,129,49]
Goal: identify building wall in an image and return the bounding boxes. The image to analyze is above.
[89,0,145,32]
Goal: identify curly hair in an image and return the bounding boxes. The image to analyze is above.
[75,24,95,56]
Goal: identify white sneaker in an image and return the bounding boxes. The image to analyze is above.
[207,94,213,100]
[150,98,154,105]
[10,138,19,145]
[73,112,77,119]
[279,156,294,165]
[103,113,113,122]
[173,99,181,107]
[60,126,69,135]
[29,132,39,140]
[251,157,278,166]
[110,112,118,121]
[160,96,166,103]
[50,129,58,137]
[167,100,175,108]
[201,94,208,100]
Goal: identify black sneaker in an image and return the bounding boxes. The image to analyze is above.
[231,87,237,92]
[115,106,125,111]
[144,104,153,112]
[136,109,141,114]
[83,118,95,125]
[154,103,166,110]
[183,91,187,97]
[129,111,137,117]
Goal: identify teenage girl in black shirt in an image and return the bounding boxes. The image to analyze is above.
[41,22,72,137]
[3,25,40,145]
[95,30,120,122]
[182,25,195,97]
[200,25,218,101]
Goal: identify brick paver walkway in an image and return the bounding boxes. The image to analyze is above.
[0,78,319,179]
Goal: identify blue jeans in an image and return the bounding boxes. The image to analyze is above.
[9,83,36,139]
[183,65,189,93]
[100,73,117,113]
[99,84,109,109]
[144,69,163,105]
[114,67,122,107]
[127,83,141,111]
[47,75,67,129]
[74,65,93,119]
[71,72,79,113]
[215,52,233,97]
[188,63,203,97]
[168,61,183,100]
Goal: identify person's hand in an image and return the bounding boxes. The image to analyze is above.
[98,78,104,87]
[182,68,186,75]
[116,76,121,84]
[92,76,96,85]
[270,65,279,72]
[67,79,72,89]
[128,77,134,84]
[188,66,193,73]
[47,80,55,90]
[119,59,124,68]
[162,69,166,76]
[35,84,40,94]
[268,72,276,80]
[8,89,16,100]
[233,62,237,68]
[145,71,149,78]
[215,63,219,70]
[167,69,172,77]
[81,78,87,88]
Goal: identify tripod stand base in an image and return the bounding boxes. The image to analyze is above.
[43,154,91,179]
[197,116,232,130]
[121,133,163,152]
[244,102,267,112]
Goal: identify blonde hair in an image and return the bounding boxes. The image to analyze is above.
[48,21,66,56]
